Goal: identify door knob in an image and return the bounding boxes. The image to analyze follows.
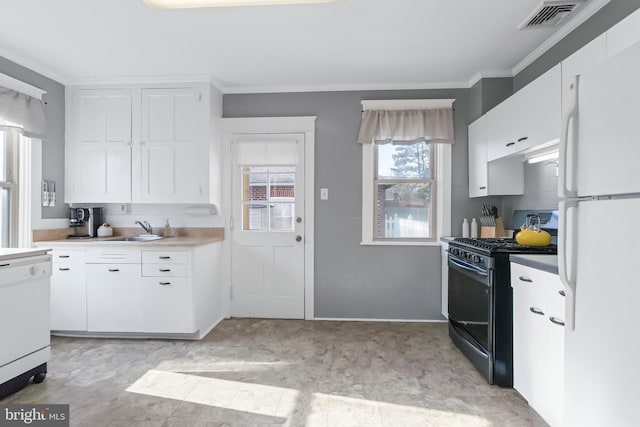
[296,235,302,242]
[296,217,302,223]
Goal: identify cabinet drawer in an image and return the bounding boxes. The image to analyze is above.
[142,263,189,277]
[142,250,188,264]
[86,248,141,264]
[52,250,86,265]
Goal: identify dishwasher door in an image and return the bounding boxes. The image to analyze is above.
[0,256,52,367]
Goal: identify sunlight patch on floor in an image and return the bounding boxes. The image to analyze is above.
[126,369,491,425]
[126,369,298,418]
[155,359,291,373]
[306,393,492,427]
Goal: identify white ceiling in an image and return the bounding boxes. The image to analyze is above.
[0,0,608,93]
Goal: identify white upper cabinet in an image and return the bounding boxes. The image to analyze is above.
[468,116,524,198]
[65,89,132,203]
[486,64,561,161]
[606,7,640,59]
[66,83,220,205]
[468,116,488,197]
[136,87,209,203]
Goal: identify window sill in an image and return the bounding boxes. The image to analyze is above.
[360,240,442,247]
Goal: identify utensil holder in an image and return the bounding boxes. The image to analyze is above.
[480,218,506,238]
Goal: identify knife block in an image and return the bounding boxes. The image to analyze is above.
[480,217,506,238]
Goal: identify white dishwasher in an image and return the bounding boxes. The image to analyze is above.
[0,249,52,399]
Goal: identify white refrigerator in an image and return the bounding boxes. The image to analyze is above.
[559,40,640,426]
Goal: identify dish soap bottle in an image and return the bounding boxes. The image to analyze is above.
[470,218,478,238]
[163,219,172,238]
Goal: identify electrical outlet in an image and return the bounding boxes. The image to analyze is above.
[320,188,329,200]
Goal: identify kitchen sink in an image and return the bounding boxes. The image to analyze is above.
[105,235,165,242]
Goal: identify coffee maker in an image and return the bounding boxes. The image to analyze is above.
[68,207,103,238]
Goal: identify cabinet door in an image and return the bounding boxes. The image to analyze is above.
[50,258,87,331]
[520,64,561,152]
[486,96,521,161]
[468,117,488,197]
[138,88,208,203]
[66,89,132,203]
[86,264,143,332]
[512,266,545,405]
[142,277,194,333]
[561,34,607,116]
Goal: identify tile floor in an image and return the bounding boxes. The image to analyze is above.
[1,319,547,426]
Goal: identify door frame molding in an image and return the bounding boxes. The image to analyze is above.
[222,116,316,320]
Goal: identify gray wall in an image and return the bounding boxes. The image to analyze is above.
[514,0,640,90]
[0,56,66,219]
[468,77,513,123]
[225,89,488,319]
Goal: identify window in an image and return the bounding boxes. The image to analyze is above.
[360,100,453,246]
[375,141,434,240]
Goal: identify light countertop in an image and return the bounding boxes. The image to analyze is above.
[0,248,51,262]
[33,235,223,248]
[510,254,558,275]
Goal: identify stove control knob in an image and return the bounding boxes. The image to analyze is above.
[472,255,481,264]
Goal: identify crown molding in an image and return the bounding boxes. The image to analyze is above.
[0,47,69,86]
[511,0,611,76]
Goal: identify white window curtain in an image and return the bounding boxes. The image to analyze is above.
[0,85,47,139]
[357,108,454,145]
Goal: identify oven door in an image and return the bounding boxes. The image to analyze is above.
[447,255,492,353]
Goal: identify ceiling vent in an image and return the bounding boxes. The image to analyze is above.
[518,0,587,29]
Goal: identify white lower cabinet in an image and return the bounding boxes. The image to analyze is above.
[50,250,87,331]
[141,250,195,333]
[45,242,222,339]
[86,263,143,333]
[511,262,565,427]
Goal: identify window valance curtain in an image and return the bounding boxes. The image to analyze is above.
[0,85,47,139]
[357,108,454,145]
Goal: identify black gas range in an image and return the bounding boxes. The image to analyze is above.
[447,215,558,387]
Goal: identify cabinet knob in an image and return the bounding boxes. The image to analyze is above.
[296,235,302,242]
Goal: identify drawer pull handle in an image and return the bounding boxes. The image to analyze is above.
[517,137,529,142]
[58,267,70,271]
[1,263,10,267]
[550,317,565,326]
[159,281,171,286]
[559,289,566,297]
[519,276,533,283]
[159,269,171,272]
[479,186,487,190]
[159,256,171,260]
[529,307,545,316]
[58,255,70,258]
[108,268,120,272]
[506,142,516,147]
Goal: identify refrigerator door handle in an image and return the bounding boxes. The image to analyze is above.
[558,199,578,330]
[559,75,579,199]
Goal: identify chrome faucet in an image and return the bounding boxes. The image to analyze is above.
[135,220,153,235]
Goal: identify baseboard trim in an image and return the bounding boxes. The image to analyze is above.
[313,317,448,323]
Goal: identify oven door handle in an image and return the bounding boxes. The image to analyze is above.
[449,257,488,277]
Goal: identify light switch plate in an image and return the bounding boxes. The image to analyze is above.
[320,188,329,200]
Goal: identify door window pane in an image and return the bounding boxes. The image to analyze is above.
[0,187,10,247]
[376,182,432,239]
[241,166,296,232]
